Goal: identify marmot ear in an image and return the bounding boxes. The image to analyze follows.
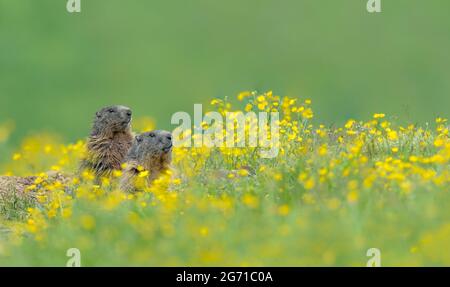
[135,135,143,143]
[96,111,101,118]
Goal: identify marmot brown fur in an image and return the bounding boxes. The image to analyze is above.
[119,130,172,192]
[79,105,134,179]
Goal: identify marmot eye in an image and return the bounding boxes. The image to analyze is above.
[108,108,115,113]
[149,133,155,138]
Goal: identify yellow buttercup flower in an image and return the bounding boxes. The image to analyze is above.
[12,153,21,161]
[387,130,398,141]
[347,191,359,203]
[1,91,448,266]
[138,170,149,178]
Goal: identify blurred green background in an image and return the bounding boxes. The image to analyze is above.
[1,0,449,145]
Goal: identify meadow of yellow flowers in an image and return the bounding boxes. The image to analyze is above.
[0,91,449,266]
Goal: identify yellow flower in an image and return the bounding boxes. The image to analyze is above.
[138,170,149,178]
[82,170,95,181]
[34,177,44,185]
[210,99,222,105]
[380,121,390,129]
[436,117,447,124]
[277,205,290,216]
[400,181,412,194]
[301,108,314,119]
[345,120,355,129]
[80,215,96,230]
[62,208,72,218]
[47,209,57,218]
[434,138,445,147]
[304,178,315,190]
[113,170,123,177]
[238,169,249,176]
[373,113,385,119]
[101,177,111,186]
[25,185,37,192]
[318,145,328,156]
[409,155,418,162]
[347,191,359,203]
[51,165,61,171]
[12,153,21,161]
[273,173,283,181]
[26,219,38,233]
[237,91,251,101]
[44,145,53,153]
[199,227,209,237]
[319,168,328,176]
[242,194,258,208]
[37,195,47,204]
[387,130,398,141]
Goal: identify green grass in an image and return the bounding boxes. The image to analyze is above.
[0,94,448,266]
[0,0,450,266]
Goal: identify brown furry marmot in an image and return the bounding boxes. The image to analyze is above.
[0,105,133,203]
[119,130,172,192]
[79,105,134,179]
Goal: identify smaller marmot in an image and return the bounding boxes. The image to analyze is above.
[79,105,134,179]
[119,130,173,192]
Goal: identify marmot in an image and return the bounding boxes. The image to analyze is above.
[0,105,133,203]
[119,130,172,192]
[79,105,134,179]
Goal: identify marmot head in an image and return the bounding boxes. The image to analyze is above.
[120,130,173,192]
[127,130,173,167]
[91,105,132,137]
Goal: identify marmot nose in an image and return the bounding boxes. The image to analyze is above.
[166,135,172,142]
